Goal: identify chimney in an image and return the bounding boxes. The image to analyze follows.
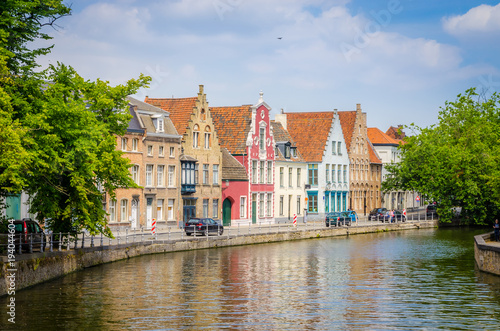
[356,103,361,112]
[199,85,204,94]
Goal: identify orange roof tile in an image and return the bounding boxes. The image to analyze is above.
[210,105,253,155]
[144,96,197,136]
[367,140,383,164]
[367,127,400,146]
[283,112,334,162]
[338,111,357,153]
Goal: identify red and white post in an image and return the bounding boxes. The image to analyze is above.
[293,214,297,227]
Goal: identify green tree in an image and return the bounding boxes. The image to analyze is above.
[0,1,151,234]
[383,89,500,225]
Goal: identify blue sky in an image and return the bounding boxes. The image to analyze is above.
[36,0,500,130]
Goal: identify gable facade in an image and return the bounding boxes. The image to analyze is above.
[211,92,275,224]
[145,86,223,225]
[275,111,350,222]
[339,104,382,215]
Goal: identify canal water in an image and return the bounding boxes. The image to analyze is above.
[2,228,500,330]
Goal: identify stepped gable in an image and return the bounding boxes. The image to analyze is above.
[337,111,357,153]
[285,112,334,163]
[210,105,252,155]
[143,96,197,136]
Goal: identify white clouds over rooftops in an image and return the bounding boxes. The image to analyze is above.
[33,0,500,130]
[443,3,500,36]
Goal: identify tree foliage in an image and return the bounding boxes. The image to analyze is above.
[0,1,151,235]
[383,89,500,225]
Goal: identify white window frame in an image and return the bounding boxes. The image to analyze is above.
[147,145,153,156]
[131,165,139,185]
[213,199,219,218]
[157,165,165,187]
[203,199,209,218]
[167,199,174,220]
[109,200,116,222]
[157,199,164,221]
[146,164,153,187]
[203,164,209,185]
[121,138,127,151]
[168,165,175,187]
[169,146,175,158]
[240,196,247,219]
[120,199,128,222]
[213,164,219,185]
[159,146,164,156]
[132,138,138,152]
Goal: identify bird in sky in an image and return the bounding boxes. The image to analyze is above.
[277,37,282,40]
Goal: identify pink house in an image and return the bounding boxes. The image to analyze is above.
[211,92,276,225]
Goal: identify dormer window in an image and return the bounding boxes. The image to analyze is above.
[152,115,164,133]
[291,147,297,157]
[285,145,291,159]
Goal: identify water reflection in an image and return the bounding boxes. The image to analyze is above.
[2,228,500,330]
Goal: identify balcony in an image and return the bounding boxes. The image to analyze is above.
[181,184,196,194]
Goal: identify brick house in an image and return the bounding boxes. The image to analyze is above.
[108,97,182,231]
[144,85,223,225]
[338,104,382,215]
[211,92,275,224]
[275,110,350,221]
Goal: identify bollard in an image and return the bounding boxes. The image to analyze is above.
[133,228,136,243]
[141,228,144,242]
[41,232,44,253]
[59,232,62,252]
[67,233,70,251]
[248,224,251,234]
[18,234,22,255]
[81,233,85,249]
[100,233,103,247]
[91,235,94,248]
[29,233,33,253]
[74,234,78,250]
[259,222,261,234]
[168,226,171,241]
[50,233,53,252]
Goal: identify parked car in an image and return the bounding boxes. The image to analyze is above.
[325,212,352,227]
[184,218,223,236]
[369,208,388,221]
[381,210,406,223]
[426,204,438,217]
[344,210,359,224]
[0,218,46,252]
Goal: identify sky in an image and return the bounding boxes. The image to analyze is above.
[34,0,500,130]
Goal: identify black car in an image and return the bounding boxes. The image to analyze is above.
[0,218,46,252]
[184,218,223,236]
[369,208,388,221]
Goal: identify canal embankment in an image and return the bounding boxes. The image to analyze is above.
[1,220,438,296]
[474,232,500,276]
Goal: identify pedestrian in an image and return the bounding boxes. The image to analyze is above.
[390,209,395,223]
[493,219,500,242]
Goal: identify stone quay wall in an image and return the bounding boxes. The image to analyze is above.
[1,220,438,297]
[474,232,500,276]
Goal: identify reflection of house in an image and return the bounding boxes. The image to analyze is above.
[338,104,382,215]
[221,148,249,226]
[109,97,182,231]
[211,92,275,224]
[367,126,421,210]
[145,85,223,225]
[270,120,307,223]
[275,110,350,221]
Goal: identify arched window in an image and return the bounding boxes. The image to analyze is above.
[120,199,128,222]
[193,124,200,148]
[204,126,211,149]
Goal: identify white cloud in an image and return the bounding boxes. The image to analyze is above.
[443,4,500,36]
